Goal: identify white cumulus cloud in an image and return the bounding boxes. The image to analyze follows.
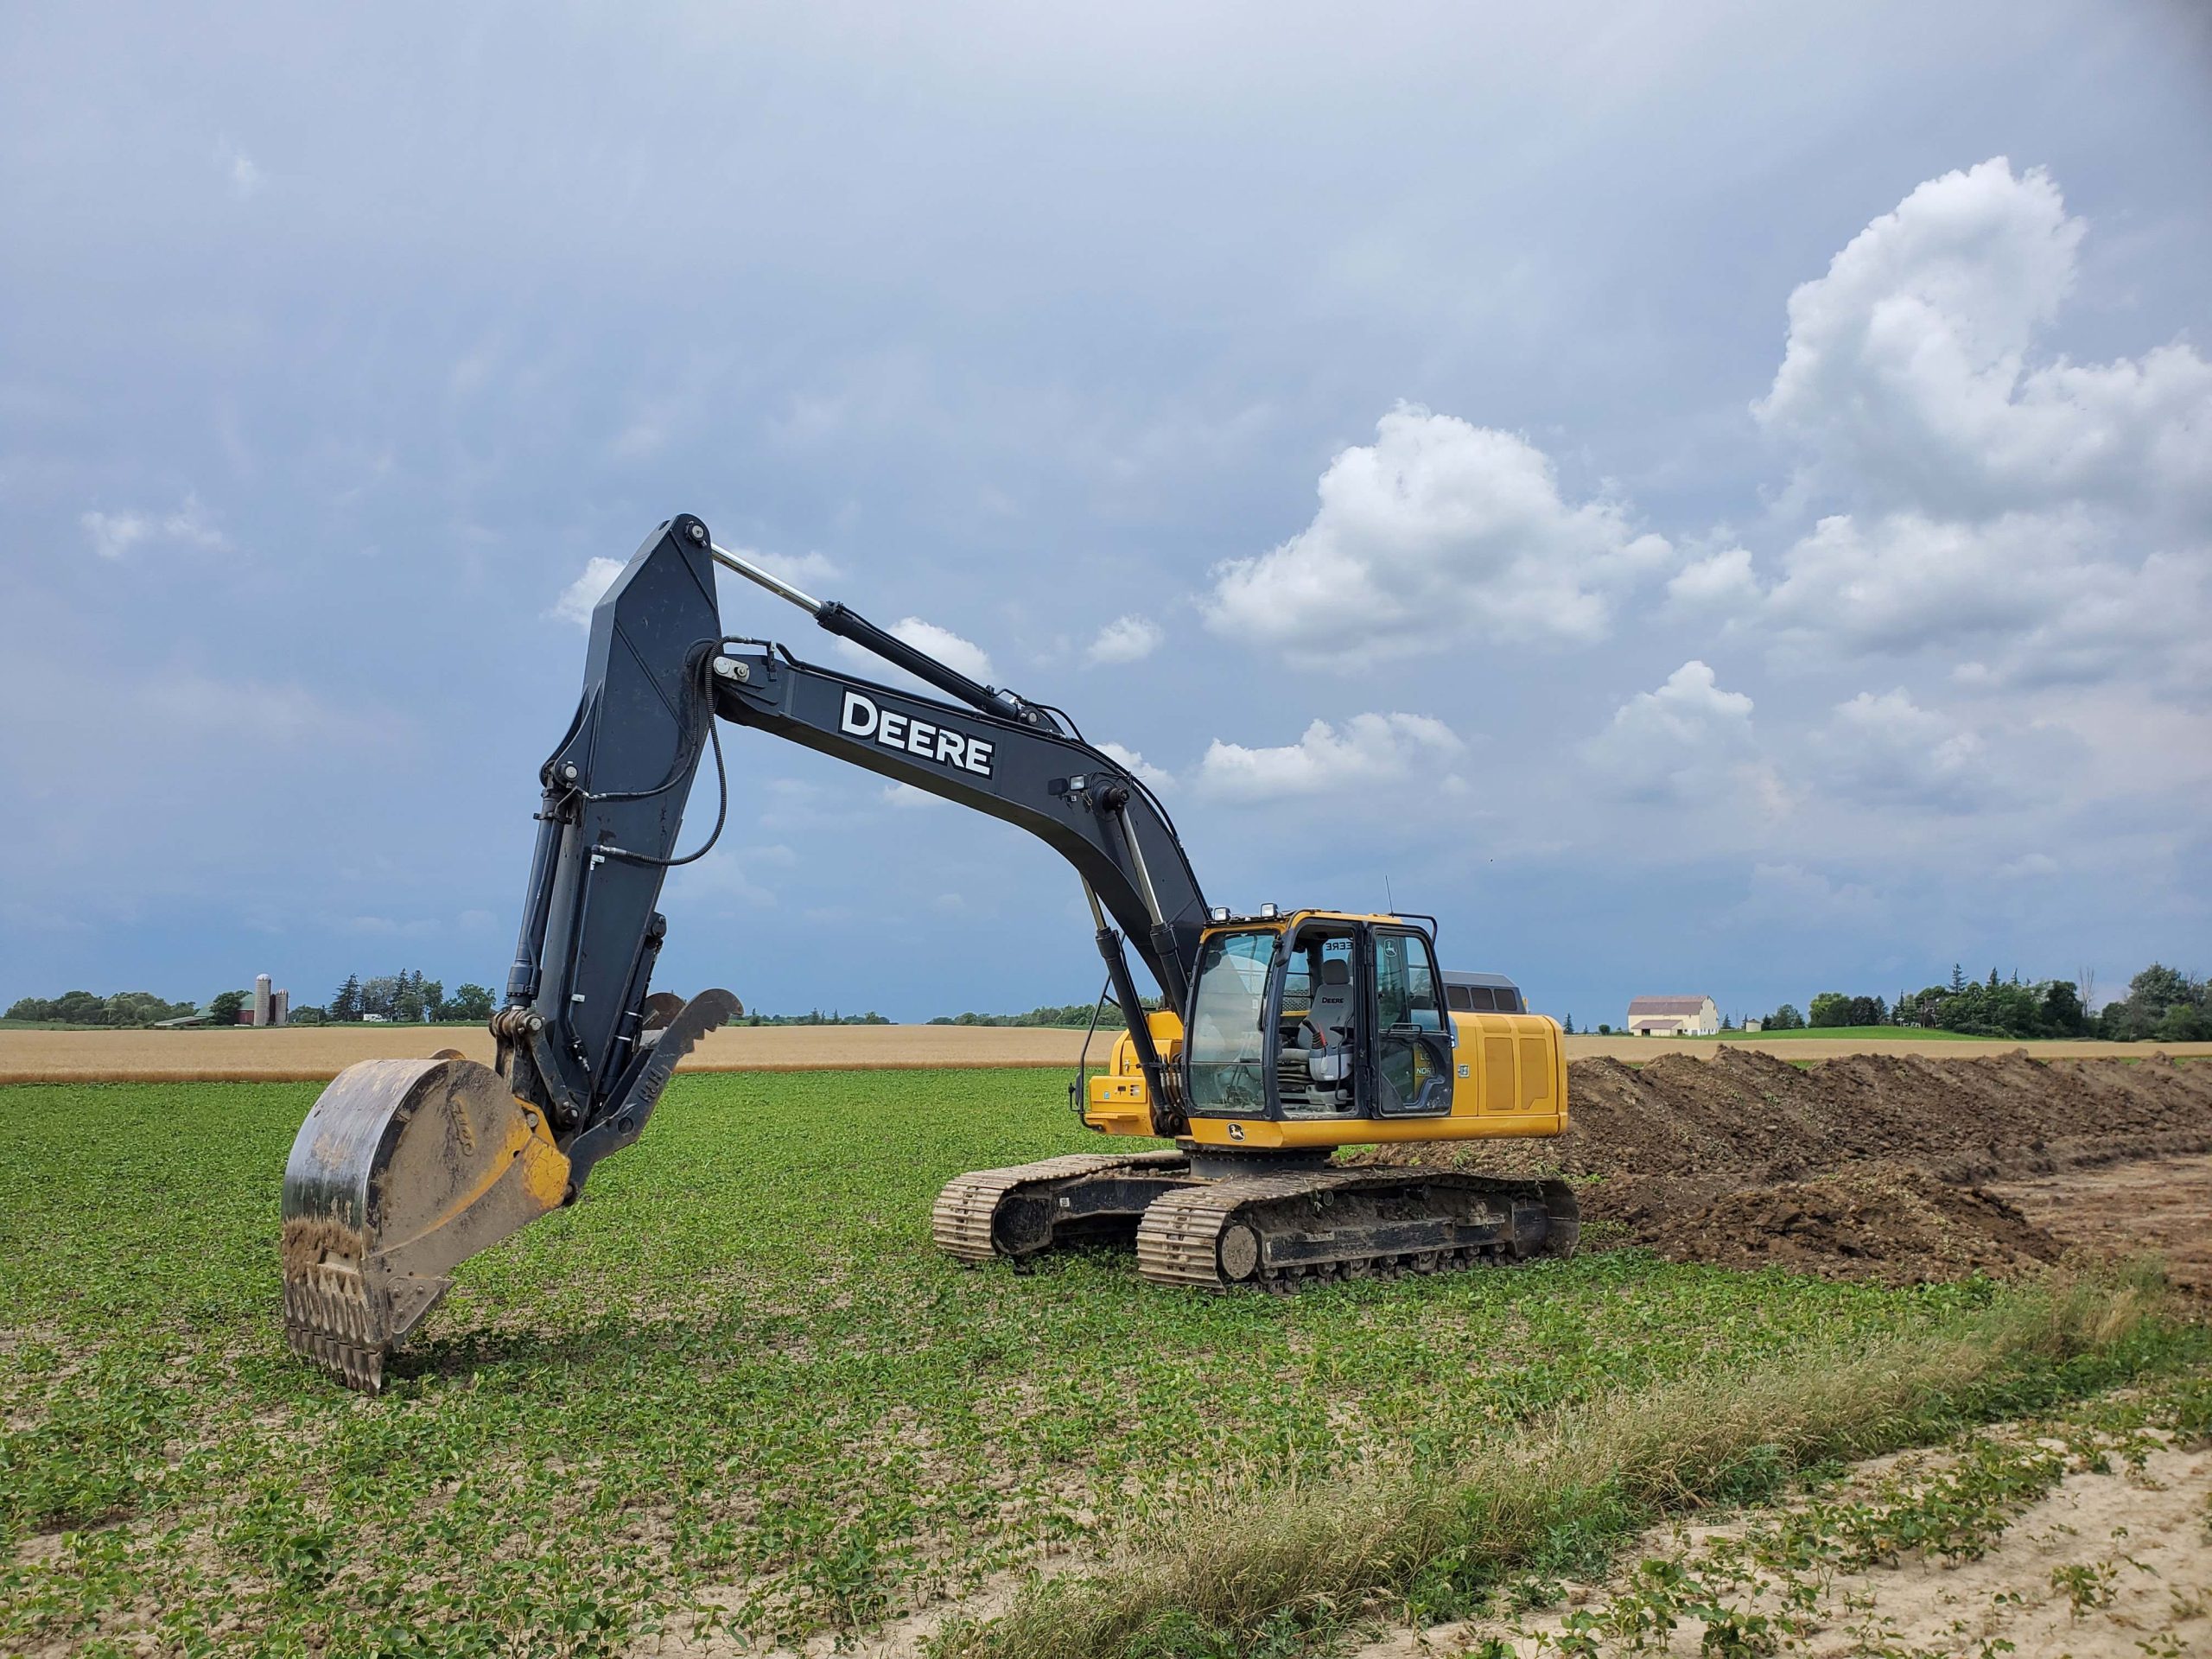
[1085,614,1163,665]
[80,493,228,561]
[1813,689,1995,811]
[1584,661,1774,807]
[1204,404,1669,658]
[1194,712,1462,803]
[551,556,626,626]
[1756,156,2212,523]
[1665,546,1760,613]
[1760,511,2208,690]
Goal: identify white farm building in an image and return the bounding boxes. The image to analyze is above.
[1625,995,1719,1036]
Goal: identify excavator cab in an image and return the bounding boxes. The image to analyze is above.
[1184,914,1455,1124]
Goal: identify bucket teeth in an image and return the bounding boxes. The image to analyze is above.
[281,1264,390,1394]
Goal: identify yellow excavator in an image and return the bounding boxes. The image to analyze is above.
[280,517,1577,1390]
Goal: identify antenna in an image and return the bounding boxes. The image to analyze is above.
[1383,873,1395,914]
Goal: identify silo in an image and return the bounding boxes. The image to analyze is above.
[254,975,273,1027]
[272,989,290,1027]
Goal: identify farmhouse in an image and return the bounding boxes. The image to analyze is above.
[1626,994,1719,1036]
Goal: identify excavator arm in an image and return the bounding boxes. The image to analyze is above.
[280,514,1209,1389]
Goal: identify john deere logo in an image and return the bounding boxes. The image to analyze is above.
[840,690,995,779]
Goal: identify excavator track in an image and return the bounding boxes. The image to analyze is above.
[932,1150,1194,1262]
[1135,1167,1580,1291]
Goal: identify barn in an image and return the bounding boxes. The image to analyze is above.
[1625,994,1719,1036]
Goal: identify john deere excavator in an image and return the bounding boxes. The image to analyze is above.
[280,516,1578,1391]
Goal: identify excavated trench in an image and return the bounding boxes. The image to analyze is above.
[1369,1049,2212,1287]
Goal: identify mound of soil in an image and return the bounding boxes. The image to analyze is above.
[1373,1051,2212,1286]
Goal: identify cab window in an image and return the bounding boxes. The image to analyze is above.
[1373,932,1443,1032]
[1186,931,1274,1112]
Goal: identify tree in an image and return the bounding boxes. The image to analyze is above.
[288,1005,329,1026]
[442,983,496,1022]
[2158,1001,2209,1044]
[53,990,105,1025]
[418,979,445,1022]
[1597,1023,1613,1035]
[1807,991,1851,1028]
[207,989,248,1027]
[2126,963,2191,1017]
[1766,1004,1804,1031]
[331,976,362,1021]
[1950,963,1967,994]
[1560,1013,1576,1034]
[2039,980,2086,1037]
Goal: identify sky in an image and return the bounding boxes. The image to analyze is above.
[3,1,2209,1027]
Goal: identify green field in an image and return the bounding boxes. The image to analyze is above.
[2,1074,2203,1656]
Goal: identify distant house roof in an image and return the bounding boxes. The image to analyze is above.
[1628,995,1710,1015]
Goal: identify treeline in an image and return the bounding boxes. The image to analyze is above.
[305,972,496,1026]
[1760,962,2204,1043]
[4,990,198,1027]
[928,997,1164,1028]
[735,1010,893,1026]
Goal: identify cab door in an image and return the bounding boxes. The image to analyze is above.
[1367,926,1454,1116]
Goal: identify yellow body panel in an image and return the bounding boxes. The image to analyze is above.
[1082,912,1567,1146]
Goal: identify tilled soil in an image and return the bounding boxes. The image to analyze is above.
[1376,1050,2212,1286]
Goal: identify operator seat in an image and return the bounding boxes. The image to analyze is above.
[1302,957,1357,1109]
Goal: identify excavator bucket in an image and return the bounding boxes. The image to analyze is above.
[280,1055,571,1392]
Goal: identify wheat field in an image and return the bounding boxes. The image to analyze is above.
[0,1023,2202,1083]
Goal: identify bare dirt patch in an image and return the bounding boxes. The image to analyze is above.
[1352,1430,2212,1658]
[1378,1050,2212,1286]
[1996,1152,2212,1299]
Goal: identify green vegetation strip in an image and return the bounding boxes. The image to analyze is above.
[1,1075,2203,1656]
[939,1267,2205,1659]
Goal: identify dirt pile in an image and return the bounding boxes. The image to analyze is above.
[1377,1051,2212,1285]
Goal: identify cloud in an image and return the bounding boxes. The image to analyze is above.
[1085,614,1162,665]
[1096,741,1173,789]
[1760,511,2209,690]
[1193,712,1462,803]
[1812,689,1994,811]
[1999,851,2059,879]
[882,782,944,809]
[216,140,264,200]
[1665,546,1760,613]
[550,556,626,626]
[1755,157,2212,524]
[834,617,995,685]
[1583,661,1771,806]
[80,493,227,560]
[1204,404,1670,657]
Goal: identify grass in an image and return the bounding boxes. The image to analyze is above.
[2,1073,2204,1656]
[1447,1366,2212,1657]
[934,1267,2201,1659]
